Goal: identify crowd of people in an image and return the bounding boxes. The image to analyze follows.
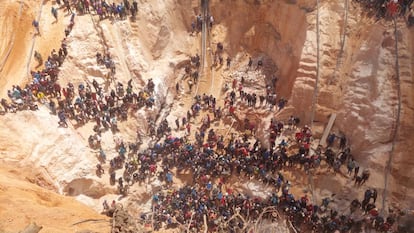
[53,0,139,20]
[1,1,413,232]
[120,90,403,232]
[355,0,414,23]
[1,24,70,114]
[90,9,402,229]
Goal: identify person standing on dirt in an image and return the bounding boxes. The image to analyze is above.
[64,0,73,14]
[353,162,360,180]
[256,59,263,70]
[386,0,399,18]
[83,0,90,13]
[209,15,214,29]
[175,82,180,93]
[191,20,196,35]
[34,51,43,67]
[175,118,180,130]
[32,19,40,35]
[361,169,370,185]
[186,123,191,134]
[188,79,193,93]
[408,7,414,27]
[196,14,202,31]
[51,6,58,22]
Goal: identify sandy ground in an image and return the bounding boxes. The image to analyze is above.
[0,164,109,233]
[0,0,67,97]
[0,1,111,232]
[0,0,35,97]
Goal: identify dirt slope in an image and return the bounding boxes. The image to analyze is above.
[0,0,35,97]
[0,0,196,231]
[0,164,109,233]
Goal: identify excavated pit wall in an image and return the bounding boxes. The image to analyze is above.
[210,0,414,210]
[209,0,310,99]
[0,0,198,208]
[286,0,414,209]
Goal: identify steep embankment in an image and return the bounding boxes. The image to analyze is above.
[0,1,111,232]
[0,0,199,226]
[326,2,414,209]
[0,164,109,233]
[387,19,414,208]
[207,0,414,210]
[288,0,414,209]
[0,0,35,97]
[209,0,310,99]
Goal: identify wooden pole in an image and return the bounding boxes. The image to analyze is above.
[203,214,208,233]
[224,118,236,138]
[186,211,194,232]
[151,196,154,231]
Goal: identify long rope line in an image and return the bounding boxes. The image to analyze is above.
[308,0,321,206]
[310,0,320,128]
[381,17,401,213]
[194,0,208,97]
[330,0,348,85]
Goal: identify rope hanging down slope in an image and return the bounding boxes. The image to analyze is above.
[194,0,209,97]
[381,17,401,213]
[308,0,321,207]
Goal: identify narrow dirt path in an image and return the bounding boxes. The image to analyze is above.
[30,1,66,72]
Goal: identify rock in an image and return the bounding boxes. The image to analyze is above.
[19,222,42,233]
[111,205,140,233]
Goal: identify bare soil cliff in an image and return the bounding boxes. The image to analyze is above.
[0,164,109,233]
[208,0,414,209]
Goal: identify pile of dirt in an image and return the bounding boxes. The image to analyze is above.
[111,204,144,233]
